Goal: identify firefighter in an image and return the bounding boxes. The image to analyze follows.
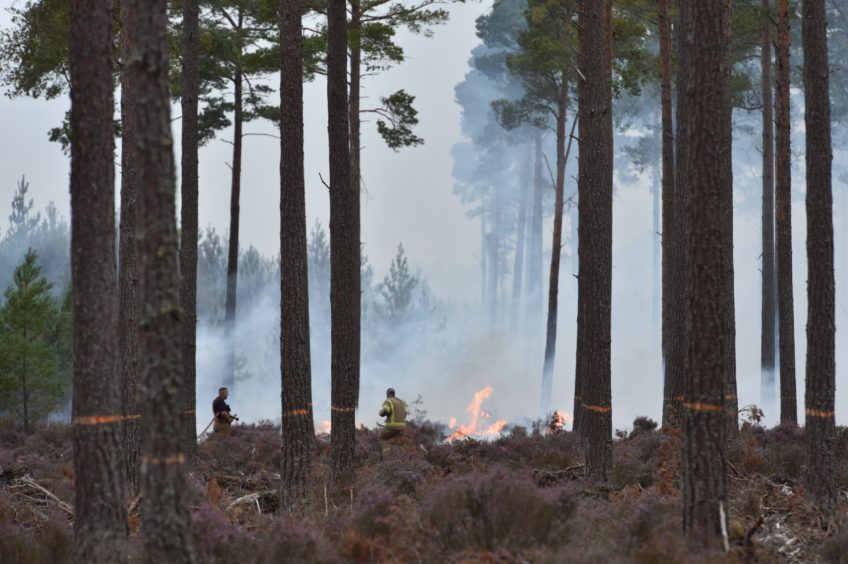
[212,387,237,436]
[378,388,407,453]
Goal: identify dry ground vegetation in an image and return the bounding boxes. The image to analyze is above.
[1,415,848,563]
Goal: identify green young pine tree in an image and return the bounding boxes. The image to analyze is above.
[379,243,419,323]
[0,250,64,431]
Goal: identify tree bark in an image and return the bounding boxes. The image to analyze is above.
[179,0,199,467]
[659,0,680,429]
[327,0,359,488]
[510,144,532,330]
[540,71,570,416]
[574,3,589,440]
[280,0,315,510]
[69,1,128,560]
[651,120,660,352]
[350,0,362,194]
[347,1,364,371]
[775,0,797,424]
[127,0,195,559]
[720,0,738,438]
[668,0,688,440]
[760,0,777,414]
[580,0,614,483]
[119,0,141,497]
[224,9,244,392]
[802,0,836,514]
[680,0,730,545]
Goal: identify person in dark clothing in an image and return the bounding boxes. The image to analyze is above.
[212,387,236,435]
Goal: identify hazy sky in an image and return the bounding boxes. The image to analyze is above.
[0,1,491,301]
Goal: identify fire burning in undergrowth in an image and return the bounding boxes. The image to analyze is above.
[319,420,331,435]
[446,386,508,442]
[550,410,573,433]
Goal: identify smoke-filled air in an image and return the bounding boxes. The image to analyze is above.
[1,0,847,561]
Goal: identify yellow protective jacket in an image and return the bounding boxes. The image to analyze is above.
[379,397,407,429]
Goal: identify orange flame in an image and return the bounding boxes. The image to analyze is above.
[549,410,573,432]
[446,386,507,442]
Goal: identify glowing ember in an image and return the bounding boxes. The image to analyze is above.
[446,386,508,442]
[318,420,331,435]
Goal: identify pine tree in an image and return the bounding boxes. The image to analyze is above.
[679,0,731,544]
[0,250,64,432]
[119,0,141,496]
[180,0,200,466]
[760,0,777,414]
[280,0,315,510]
[379,244,420,323]
[68,0,128,558]
[802,0,836,514]
[775,0,797,424]
[127,0,195,559]
[580,0,614,483]
[658,0,680,429]
[327,0,359,488]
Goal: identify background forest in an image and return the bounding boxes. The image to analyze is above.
[0,0,846,432]
[0,0,847,561]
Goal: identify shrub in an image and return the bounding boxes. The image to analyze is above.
[349,484,396,539]
[369,455,432,498]
[191,503,256,562]
[259,517,324,563]
[426,467,574,553]
[820,530,848,564]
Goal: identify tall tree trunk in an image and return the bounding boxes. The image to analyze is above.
[179,0,199,466]
[350,0,362,193]
[22,361,29,432]
[574,5,589,440]
[760,0,777,414]
[668,0,689,439]
[490,187,501,323]
[69,1,128,560]
[347,1,363,379]
[540,72,570,416]
[481,209,487,305]
[119,0,141,496]
[128,0,195,559]
[510,145,531,330]
[720,0,738,438]
[802,0,836,514]
[581,0,614,483]
[775,0,797,424]
[280,0,315,510]
[659,0,680,429]
[527,133,544,335]
[328,0,359,488]
[651,120,660,351]
[224,10,244,391]
[680,0,730,545]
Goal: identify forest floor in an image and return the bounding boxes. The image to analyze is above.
[1,416,847,563]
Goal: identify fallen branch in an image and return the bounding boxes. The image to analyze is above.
[17,475,74,516]
[229,489,275,510]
